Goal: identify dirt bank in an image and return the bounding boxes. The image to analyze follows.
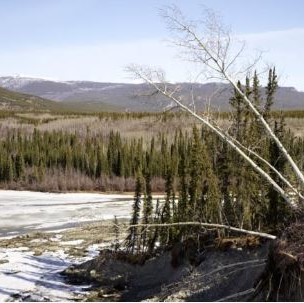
[63,241,270,301]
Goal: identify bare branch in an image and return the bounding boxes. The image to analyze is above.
[224,41,246,73]
[128,222,276,239]
[159,5,304,190]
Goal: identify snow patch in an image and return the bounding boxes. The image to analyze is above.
[60,239,84,246]
[0,76,47,90]
[50,234,63,242]
[0,248,90,301]
[30,238,48,243]
[86,242,112,258]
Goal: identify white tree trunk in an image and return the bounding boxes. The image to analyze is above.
[159,5,304,189]
[226,75,304,187]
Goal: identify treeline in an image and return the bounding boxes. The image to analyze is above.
[3,112,302,196]
[0,128,177,191]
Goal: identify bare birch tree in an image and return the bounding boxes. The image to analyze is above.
[127,5,304,209]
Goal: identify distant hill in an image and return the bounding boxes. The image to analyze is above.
[0,76,303,112]
[0,86,60,111]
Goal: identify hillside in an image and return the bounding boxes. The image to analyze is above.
[0,85,122,113]
[0,86,60,111]
[0,76,304,112]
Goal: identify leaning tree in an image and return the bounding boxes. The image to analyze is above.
[127,5,304,300]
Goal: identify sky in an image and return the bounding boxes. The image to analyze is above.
[0,0,304,89]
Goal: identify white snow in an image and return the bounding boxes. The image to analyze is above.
[0,76,47,90]
[0,190,164,301]
[49,234,63,242]
[60,239,84,246]
[86,242,112,258]
[0,190,135,300]
[0,248,91,302]
[0,75,76,90]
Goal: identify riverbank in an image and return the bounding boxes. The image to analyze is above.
[62,236,270,302]
[0,190,132,300]
[0,220,127,301]
[0,221,270,302]
[0,190,273,302]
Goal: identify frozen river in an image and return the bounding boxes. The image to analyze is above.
[0,190,134,238]
[0,190,164,301]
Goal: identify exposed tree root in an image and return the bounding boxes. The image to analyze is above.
[252,221,304,301]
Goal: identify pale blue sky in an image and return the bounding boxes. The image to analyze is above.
[1,0,304,89]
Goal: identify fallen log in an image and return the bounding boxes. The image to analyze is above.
[127,222,277,240]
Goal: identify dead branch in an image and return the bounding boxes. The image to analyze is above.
[201,110,303,201]
[127,222,276,239]
[126,5,304,206]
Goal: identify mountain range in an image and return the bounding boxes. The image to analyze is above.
[0,76,303,112]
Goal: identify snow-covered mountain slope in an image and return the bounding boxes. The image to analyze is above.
[1,76,304,112]
[0,76,48,90]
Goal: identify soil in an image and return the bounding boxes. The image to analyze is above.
[63,240,270,302]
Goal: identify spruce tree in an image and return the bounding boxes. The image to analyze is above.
[6,155,14,182]
[15,154,25,181]
[141,165,153,251]
[112,216,120,252]
[188,126,204,221]
[267,115,289,229]
[147,198,161,254]
[264,68,278,121]
[177,148,189,223]
[160,166,174,246]
[126,171,143,254]
[217,141,236,226]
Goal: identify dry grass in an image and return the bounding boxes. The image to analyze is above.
[0,113,303,144]
[284,118,304,138]
[0,220,128,258]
